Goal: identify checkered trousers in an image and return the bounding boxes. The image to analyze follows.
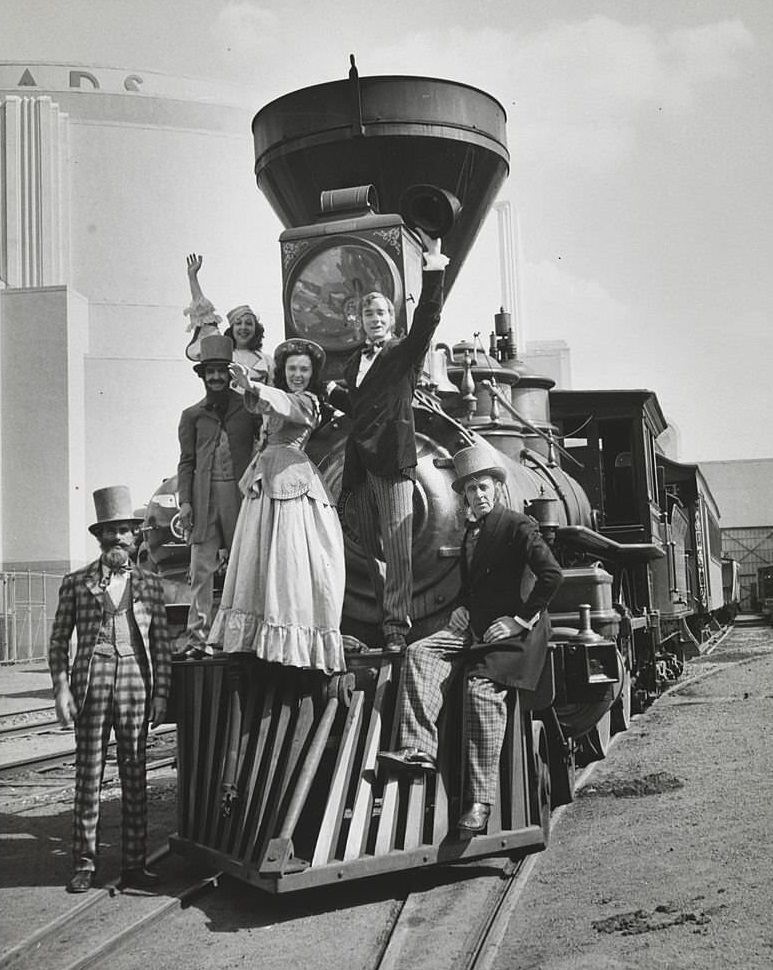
[350,471,414,637]
[398,628,508,804]
[73,651,150,871]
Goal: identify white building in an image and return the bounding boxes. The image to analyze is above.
[0,62,283,569]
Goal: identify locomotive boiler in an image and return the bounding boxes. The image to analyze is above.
[154,66,704,893]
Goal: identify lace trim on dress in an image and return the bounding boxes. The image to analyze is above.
[209,608,345,674]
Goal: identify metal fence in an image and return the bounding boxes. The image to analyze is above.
[0,571,63,662]
[721,526,773,613]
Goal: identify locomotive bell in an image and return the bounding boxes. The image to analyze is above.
[399,184,461,239]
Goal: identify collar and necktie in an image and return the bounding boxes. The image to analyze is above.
[99,560,132,590]
[362,341,385,360]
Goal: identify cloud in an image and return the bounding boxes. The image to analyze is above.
[214,2,279,54]
[364,17,756,174]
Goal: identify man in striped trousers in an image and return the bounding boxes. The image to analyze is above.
[48,486,171,893]
[329,229,448,651]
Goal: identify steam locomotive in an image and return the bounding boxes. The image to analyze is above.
[145,67,728,893]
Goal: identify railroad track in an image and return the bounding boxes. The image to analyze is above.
[0,845,222,970]
[0,724,177,780]
[0,710,60,740]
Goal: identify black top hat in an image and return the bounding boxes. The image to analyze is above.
[89,486,143,535]
[193,334,234,374]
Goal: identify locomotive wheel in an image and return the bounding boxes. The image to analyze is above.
[583,710,612,761]
[531,723,551,843]
[611,665,632,733]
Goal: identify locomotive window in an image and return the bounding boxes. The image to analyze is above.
[286,240,403,353]
[598,419,637,525]
[707,511,722,561]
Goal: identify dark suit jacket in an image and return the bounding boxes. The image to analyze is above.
[329,270,444,490]
[460,503,563,691]
[48,561,171,715]
[177,392,260,544]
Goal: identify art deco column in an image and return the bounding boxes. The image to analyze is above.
[0,94,70,287]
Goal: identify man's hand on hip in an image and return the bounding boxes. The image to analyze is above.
[482,616,527,644]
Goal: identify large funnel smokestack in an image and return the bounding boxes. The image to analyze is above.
[252,68,509,294]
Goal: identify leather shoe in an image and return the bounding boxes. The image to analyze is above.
[66,869,94,893]
[457,802,491,836]
[384,634,407,653]
[120,867,160,891]
[377,747,437,773]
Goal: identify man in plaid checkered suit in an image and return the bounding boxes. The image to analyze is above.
[48,486,171,893]
[378,445,563,836]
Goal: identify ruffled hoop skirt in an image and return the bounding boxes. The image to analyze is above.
[208,487,346,673]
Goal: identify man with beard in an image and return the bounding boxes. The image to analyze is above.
[48,486,171,892]
[177,334,260,656]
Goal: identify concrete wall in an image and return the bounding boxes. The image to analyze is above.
[0,286,89,569]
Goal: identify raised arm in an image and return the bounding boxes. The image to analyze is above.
[183,253,221,334]
[402,228,448,361]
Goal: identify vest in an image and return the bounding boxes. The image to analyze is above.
[92,578,145,660]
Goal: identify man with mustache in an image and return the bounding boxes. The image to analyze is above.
[48,486,171,892]
[177,334,261,657]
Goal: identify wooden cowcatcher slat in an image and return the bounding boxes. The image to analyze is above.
[169,652,548,893]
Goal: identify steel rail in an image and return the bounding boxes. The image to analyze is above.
[0,724,177,778]
[0,844,169,968]
[0,708,58,736]
[0,716,62,740]
[58,871,223,970]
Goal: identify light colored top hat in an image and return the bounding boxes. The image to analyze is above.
[193,333,234,373]
[89,485,143,535]
[451,445,507,493]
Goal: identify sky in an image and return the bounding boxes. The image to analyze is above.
[2,0,772,463]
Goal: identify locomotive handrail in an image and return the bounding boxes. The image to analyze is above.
[521,447,574,523]
[481,380,582,468]
[557,525,665,562]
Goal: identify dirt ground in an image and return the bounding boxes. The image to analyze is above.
[2,626,772,968]
[491,625,773,970]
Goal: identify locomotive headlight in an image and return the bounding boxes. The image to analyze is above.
[285,238,404,353]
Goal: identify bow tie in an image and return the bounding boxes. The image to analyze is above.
[362,341,384,359]
[101,560,132,576]
[465,516,486,533]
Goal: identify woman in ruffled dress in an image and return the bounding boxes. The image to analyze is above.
[207,338,345,674]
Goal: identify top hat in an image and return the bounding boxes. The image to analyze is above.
[193,334,234,374]
[273,338,326,371]
[451,445,507,493]
[89,486,143,535]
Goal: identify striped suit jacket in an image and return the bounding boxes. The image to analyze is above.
[48,560,171,714]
